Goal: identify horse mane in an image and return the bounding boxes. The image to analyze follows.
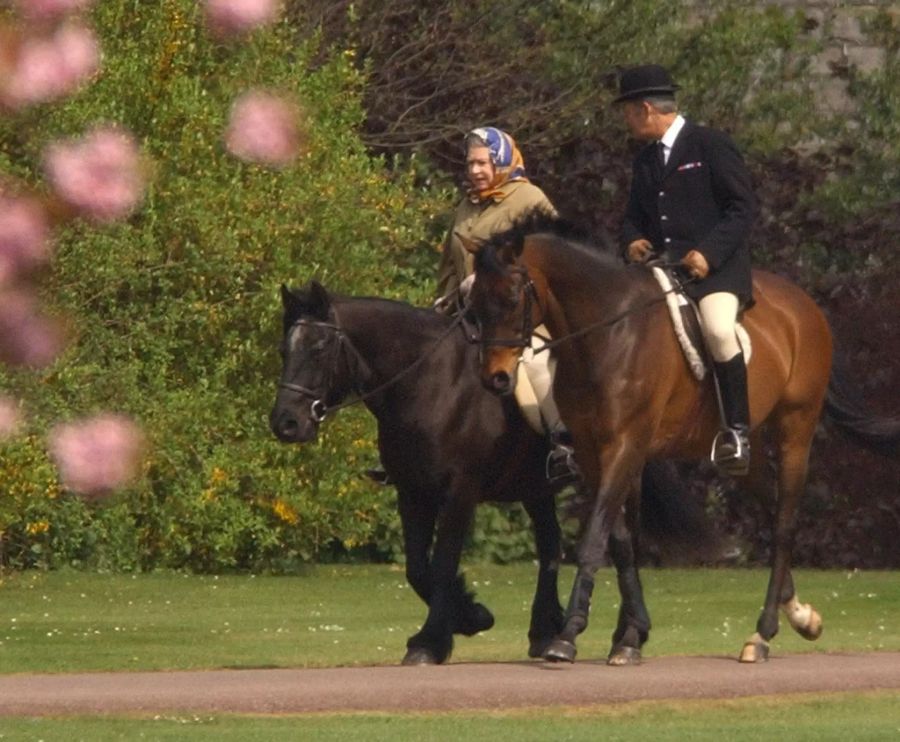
[475,209,622,276]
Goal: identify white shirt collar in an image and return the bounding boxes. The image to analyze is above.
[659,114,686,162]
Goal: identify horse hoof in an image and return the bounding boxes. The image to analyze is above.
[739,640,769,663]
[797,612,823,641]
[542,638,577,663]
[607,646,642,666]
[454,603,495,636]
[796,607,823,641]
[401,647,441,666]
[528,638,554,659]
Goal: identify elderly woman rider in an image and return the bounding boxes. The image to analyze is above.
[435,127,577,483]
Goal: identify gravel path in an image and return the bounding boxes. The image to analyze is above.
[1,652,898,716]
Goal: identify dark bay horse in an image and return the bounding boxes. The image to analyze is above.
[270,280,710,665]
[467,218,899,665]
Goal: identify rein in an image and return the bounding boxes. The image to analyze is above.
[278,310,467,423]
[503,261,693,356]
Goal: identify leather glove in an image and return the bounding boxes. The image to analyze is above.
[626,239,654,263]
[681,250,710,280]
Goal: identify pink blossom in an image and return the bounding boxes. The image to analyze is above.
[224,90,301,167]
[12,0,96,22]
[205,0,282,38]
[43,126,145,222]
[0,289,64,367]
[0,396,22,440]
[48,414,144,498]
[0,195,52,285]
[0,24,99,110]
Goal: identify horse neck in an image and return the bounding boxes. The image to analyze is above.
[332,297,457,396]
[522,238,648,342]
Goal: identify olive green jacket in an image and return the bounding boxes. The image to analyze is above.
[436,180,555,299]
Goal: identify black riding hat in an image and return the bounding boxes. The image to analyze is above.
[613,64,680,103]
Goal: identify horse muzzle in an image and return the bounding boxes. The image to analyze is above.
[269,406,319,443]
[481,368,515,396]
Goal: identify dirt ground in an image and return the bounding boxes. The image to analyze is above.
[0,652,898,716]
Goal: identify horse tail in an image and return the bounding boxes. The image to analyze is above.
[639,461,720,565]
[824,354,900,460]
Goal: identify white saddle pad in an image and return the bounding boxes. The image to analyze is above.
[652,267,751,381]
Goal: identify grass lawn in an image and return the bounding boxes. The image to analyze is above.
[0,692,897,741]
[0,565,897,739]
[0,564,897,673]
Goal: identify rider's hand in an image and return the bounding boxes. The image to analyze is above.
[681,250,710,280]
[626,239,654,263]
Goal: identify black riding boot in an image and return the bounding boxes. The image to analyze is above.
[712,353,751,476]
[546,428,582,487]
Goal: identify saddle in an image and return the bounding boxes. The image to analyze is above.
[651,267,751,381]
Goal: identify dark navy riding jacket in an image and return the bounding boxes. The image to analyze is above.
[621,120,758,305]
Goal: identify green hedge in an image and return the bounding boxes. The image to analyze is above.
[0,1,450,570]
[1,2,896,571]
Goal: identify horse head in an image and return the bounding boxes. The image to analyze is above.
[464,231,546,396]
[269,280,349,443]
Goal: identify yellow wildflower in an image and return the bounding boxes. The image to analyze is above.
[26,520,50,536]
[272,499,299,525]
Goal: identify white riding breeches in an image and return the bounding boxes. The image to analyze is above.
[514,325,563,435]
[697,292,741,362]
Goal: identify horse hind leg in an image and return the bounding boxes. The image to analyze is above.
[740,411,823,663]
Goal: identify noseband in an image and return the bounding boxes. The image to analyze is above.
[278,319,345,424]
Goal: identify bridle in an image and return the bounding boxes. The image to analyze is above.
[277,309,467,424]
[478,266,544,350]
[278,318,347,424]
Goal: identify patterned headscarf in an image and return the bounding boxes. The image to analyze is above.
[466,126,529,203]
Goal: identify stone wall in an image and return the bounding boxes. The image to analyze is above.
[692,1,897,114]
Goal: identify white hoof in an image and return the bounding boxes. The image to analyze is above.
[781,596,823,641]
[739,632,769,663]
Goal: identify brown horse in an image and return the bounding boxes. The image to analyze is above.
[466,216,899,665]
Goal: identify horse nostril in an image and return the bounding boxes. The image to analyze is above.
[491,371,511,393]
[279,418,299,438]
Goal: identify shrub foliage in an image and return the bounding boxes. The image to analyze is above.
[0,1,896,570]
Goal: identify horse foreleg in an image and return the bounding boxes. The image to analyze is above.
[544,441,641,664]
[522,494,564,658]
[398,493,437,607]
[741,422,822,663]
[607,480,650,666]
[403,498,482,666]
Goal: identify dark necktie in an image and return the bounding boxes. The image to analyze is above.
[657,141,667,171]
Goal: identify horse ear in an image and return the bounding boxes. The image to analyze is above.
[280,283,295,307]
[307,279,331,320]
[456,232,483,255]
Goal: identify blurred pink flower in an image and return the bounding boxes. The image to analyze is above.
[0,396,22,439]
[43,126,145,222]
[0,24,99,110]
[49,414,144,498]
[205,0,282,37]
[0,289,64,367]
[12,0,96,22]
[0,195,52,285]
[224,90,301,167]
